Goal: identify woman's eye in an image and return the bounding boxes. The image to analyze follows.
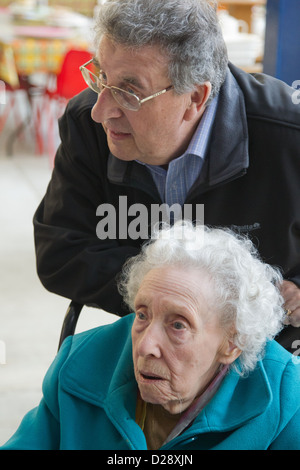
[137,311,147,321]
[173,321,186,330]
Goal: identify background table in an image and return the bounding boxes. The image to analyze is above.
[0,5,93,155]
[0,4,92,88]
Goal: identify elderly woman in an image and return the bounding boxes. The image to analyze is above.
[2,223,300,450]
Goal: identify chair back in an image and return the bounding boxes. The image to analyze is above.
[58,301,83,350]
[56,49,93,100]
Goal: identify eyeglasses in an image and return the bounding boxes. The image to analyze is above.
[79,58,174,112]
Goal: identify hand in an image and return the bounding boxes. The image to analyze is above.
[280,280,300,327]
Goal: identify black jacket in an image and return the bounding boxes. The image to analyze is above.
[34,64,300,350]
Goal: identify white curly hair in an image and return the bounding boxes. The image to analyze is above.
[118,221,285,375]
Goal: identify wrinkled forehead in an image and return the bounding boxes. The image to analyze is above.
[96,35,171,86]
[134,266,216,320]
[97,34,169,69]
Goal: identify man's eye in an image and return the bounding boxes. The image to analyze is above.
[125,86,136,96]
[99,71,107,83]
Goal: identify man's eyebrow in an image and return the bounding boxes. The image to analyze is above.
[122,76,146,91]
[93,58,146,90]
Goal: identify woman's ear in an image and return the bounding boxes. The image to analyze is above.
[183,81,212,122]
[218,339,242,365]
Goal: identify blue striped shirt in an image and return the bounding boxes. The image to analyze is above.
[137,95,219,206]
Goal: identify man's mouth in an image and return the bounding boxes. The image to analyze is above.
[106,128,131,139]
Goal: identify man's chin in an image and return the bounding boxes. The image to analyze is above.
[106,138,137,162]
[110,151,136,162]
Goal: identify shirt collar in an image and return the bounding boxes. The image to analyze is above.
[183,94,219,160]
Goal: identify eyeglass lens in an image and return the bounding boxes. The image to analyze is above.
[82,68,100,93]
[111,89,140,110]
[82,67,140,110]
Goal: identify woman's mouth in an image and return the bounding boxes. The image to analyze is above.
[139,371,165,382]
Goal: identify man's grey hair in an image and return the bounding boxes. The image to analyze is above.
[93,0,228,101]
[119,221,285,375]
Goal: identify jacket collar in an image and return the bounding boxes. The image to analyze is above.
[107,153,161,201]
[106,65,249,196]
[204,66,249,187]
[59,315,272,436]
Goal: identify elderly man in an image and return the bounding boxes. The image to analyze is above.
[33,0,300,351]
[2,222,300,450]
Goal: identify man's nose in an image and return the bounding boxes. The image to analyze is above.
[91,88,123,123]
[137,323,162,359]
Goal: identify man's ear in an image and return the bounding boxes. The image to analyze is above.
[183,81,212,122]
[218,339,242,365]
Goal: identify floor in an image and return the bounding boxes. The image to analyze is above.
[0,90,116,446]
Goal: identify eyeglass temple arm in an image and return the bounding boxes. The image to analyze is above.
[79,58,98,72]
[140,85,174,103]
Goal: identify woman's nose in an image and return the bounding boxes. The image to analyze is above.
[91,88,123,123]
[137,324,162,359]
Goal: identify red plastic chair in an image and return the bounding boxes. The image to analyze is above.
[51,49,93,100]
[44,49,93,163]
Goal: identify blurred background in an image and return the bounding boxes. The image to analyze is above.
[0,0,299,445]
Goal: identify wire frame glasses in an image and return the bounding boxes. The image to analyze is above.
[79,58,173,111]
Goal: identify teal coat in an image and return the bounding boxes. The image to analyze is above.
[2,314,300,450]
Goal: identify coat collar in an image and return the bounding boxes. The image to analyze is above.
[59,315,145,448]
[60,315,136,409]
[161,361,272,449]
[59,315,272,437]
[197,360,272,431]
